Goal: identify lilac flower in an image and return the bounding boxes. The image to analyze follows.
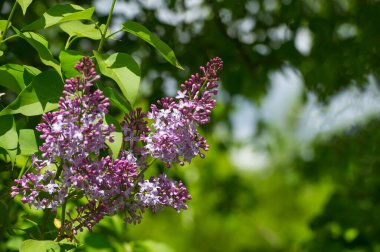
[11,162,62,209]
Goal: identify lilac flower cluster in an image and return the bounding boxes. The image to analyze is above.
[136,174,192,213]
[138,57,223,167]
[11,56,222,237]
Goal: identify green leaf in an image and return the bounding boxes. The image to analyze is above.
[19,239,78,252]
[59,50,85,79]
[17,0,33,15]
[0,115,18,164]
[23,65,42,85]
[0,20,11,33]
[0,64,40,94]
[0,71,63,116]
[15,29,61,75]
[59,21,107,40]
[18,129,39,155]
[0,64,26,93]
[22,4,95,31]
[122,21,183,70]
[94,51,141,106]
[97,81,131,113]
[102,86,131,113]
[105,115,122,159]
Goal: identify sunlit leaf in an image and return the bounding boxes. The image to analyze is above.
[19,239,78,252]
[18,129,38,155]
[22,4,94,31]
[0,64,26,93]
[0,64,40,94]
[15,29,61,75]
[0,115,18,164]
[17,0,33,15]
[59,21,107,40]
[105,115,122,159]
[0,20,11,33]
[122,21,183,70]
[59,50,85,79]
[94,51,141,106]
[0,71,63,116]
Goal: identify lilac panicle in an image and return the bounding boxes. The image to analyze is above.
[11,57,116,219]
[36,58,114,166]
[142,57,223,167]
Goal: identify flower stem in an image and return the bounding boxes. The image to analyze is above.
[97,0,117,52]
[55,164,63,180]
[61,200,67,230]
[40,209,52,239]
[0,1,18,45]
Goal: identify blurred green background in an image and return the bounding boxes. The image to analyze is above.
[2,0,380,251]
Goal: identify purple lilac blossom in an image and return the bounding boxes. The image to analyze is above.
[142,57,223,167]
[136,174,192,212]
[120,108,150,167]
